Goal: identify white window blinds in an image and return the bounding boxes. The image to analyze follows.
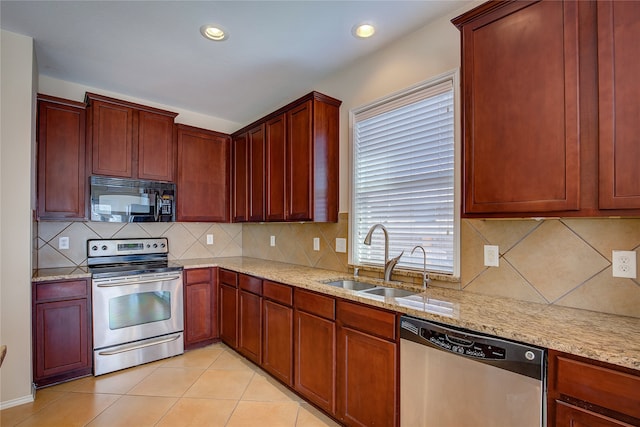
[352,79,455,274]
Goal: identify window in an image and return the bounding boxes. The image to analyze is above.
[351,72,458,275]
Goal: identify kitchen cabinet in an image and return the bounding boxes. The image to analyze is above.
[294,289,336,415]
[85,93,177,181]
[548,349,640,427]
[32,279,91,387]
[597,1,640,209]
[232,91,341,222]
[184,268,218,349]
[36,94,87,220]
[176,124,231,222]
[336,300,398,427]
[232,125,264,222]
[265,114,287,221]
[262,280,293,386]
[238,274,262,364]
[218,269,238,349]
[453,0,640,217]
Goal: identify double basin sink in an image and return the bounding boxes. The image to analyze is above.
[323,279,456,316]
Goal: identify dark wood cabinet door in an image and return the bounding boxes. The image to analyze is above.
[555,401,632,427]
[337,327,397,427]
[294,309,336,414]
[262,299,293,386]
[232,133,249,222]
[37,95,86,220]
[287,101,313,221]
[219,283,238,349]
[598,1,640,209]
[455,0,581,215]
[238,290,262,364]
[34,298,90,383]
[248,125,265,221]
[90,99,134,178]
[184,268,218,349]
[137,110,175,181]
[265,114,287,221]
[176,124,230,222]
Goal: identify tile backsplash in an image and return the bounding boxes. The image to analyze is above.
[36,214,640,318]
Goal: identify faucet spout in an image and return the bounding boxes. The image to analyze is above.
[411,245,430,290]
[363,224,402,282]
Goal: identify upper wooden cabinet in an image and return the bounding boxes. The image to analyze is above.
[453,0,640,217]
[85,93,177,181]
[232,124,265,222]
[176,124,231,222]
[597,1,640,210]
[233,91,341,223]
[36,94,87,220]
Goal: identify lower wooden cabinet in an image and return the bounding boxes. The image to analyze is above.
[337,300,398,427]
[548,349,640,427]
[238,274,263,364]
[184,268,218,349]
[262,281,294,386]
[294,290,337,414]
[219,269,239,349]
[33,279,91,387]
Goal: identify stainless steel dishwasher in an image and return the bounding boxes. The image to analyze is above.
[400,315,546,427]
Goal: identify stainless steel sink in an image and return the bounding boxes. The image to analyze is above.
[325,280,379,291]
[361,287,417,298]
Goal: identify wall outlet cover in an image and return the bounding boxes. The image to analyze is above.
[270,235,276,247]
[58,236,69,250]
[206,234,214,245]
[484,245,499,267]
[612,250,637,279]
[313,237,320,251]
[336,238,347,253]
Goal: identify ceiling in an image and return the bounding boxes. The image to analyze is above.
[1,1,469,125]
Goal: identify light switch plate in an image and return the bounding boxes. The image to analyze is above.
[206,234,214,245]
[484,245,499,267]
[313,237,320,251]
[336,238,347,253]
[58,236,69,250]
[270,235,276,247]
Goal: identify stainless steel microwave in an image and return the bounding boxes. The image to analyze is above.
[90,176,175,222]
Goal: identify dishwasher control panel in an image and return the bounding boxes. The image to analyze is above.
[420,328,506,360]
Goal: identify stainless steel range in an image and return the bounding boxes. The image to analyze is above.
[88,237,184,376]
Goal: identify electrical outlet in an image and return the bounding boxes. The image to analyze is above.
[335,238,347,253]
[206,234,214,245]
[58,236,69,250]
[484,245,499,267]
[313,237,320,251]
[270,235,276,247]
[612,250,636,278]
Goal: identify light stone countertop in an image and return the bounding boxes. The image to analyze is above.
[34,256,640,371]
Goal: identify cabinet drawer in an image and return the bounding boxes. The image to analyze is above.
[263,281,293,306]
[556,355,640,419]
[35,280,88,302]
[239,274,262,295]
[295,289,335,320]
[337,300,396,341]
[219,269,238,287]
[185,268,211,284]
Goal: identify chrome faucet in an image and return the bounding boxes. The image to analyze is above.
[411,245,430,290]
[363,224,403,282]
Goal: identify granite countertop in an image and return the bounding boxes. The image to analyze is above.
[34,257,640,371]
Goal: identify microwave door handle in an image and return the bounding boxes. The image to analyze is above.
[154,192,161,221]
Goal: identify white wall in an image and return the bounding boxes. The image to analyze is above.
[39,76,242,134]
[0,30,37,407]
[315,3,475,212]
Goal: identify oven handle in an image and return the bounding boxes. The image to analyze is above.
[95,274,182,287]
[97,334,181,356]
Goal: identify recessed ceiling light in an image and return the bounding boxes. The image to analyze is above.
[200,25,228,41]
[352,23,375,39]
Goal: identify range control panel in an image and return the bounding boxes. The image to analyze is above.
[88,238,169,257]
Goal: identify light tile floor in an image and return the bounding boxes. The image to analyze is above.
[1,343,341,427]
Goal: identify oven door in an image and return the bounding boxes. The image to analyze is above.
[92,271,184,350]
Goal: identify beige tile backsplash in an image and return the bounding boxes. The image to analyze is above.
[37,214,640,318]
